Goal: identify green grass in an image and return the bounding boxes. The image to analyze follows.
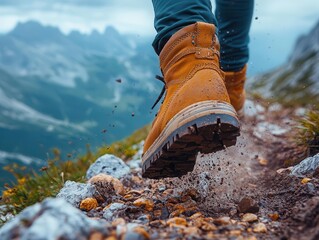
[295,110,319,157]
[0,125,150,221]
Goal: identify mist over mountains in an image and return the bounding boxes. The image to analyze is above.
[249,20,319,107]
[0,20,160,182]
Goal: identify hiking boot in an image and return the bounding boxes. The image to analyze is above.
[142,22,240,179]
[224,65,247,114]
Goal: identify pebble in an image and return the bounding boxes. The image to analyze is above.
[301,177,312,184]
[238,197,259,213]
[214,216,231,225]
[133,198,154,211]
[268,212,279,221]
[167,217,187,227]
[241,213,258,223]
[253,223,267,233]
[80,198,98,211]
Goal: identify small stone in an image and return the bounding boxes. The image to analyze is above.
[258,157,268,166]
[133,198,154,211]
[167,217,187,227]
[80,198,98,211]
[214,216,231,225]
[103,203,127,221]
[253,223,267,233]
[268,212,279,221]
[89,174,125,196]
[301,177,312,184]
[189,212,203,220]
[133,227,150,239]
[201,222,217,231]
[112,218,126,227]
[89,232,104,240]
[238,197,259,213]
[229,230,242,236]
[242,213,258,223]
[183,227,199,235]
[276,167,293,175]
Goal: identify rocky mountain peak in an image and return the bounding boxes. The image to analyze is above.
[290,19,319,62]
[9,20,64,43]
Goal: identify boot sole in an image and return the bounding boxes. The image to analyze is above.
[142,100,240,179]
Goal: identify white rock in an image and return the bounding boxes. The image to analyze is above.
[86,154,130,180]
[243,99,265,118]
[291,153,319,177]
[103,203,127,221]
[255,122,288,136]
[0,198,107,240]
[56,181,97,207]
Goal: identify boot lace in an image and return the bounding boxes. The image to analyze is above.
[151,75,166,110]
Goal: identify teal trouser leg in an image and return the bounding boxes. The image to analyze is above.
[152,0,254,71]
[152,0,216,55]
[215,0,254,71]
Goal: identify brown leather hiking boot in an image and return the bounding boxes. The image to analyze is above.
[142,22,240,179]
[224,65,247,113]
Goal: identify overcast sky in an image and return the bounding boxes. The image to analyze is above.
[0,0,318,36]
[0,0,318,73]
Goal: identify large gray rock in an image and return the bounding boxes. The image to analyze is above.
[86,154,130,180]
[0,198,108,240]
[291,153,319,177]
[56,181,97,207]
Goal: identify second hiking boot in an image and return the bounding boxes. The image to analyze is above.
[142,22,240,179]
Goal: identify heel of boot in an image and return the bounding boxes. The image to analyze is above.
[142,100,240,179]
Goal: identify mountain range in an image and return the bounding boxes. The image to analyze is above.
[0,21,160,183]
[248,20,319,108]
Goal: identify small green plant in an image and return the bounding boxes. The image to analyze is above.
[296,110,319,156]
[1,125,150,220]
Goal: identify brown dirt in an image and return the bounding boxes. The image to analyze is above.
[86,106,319,240]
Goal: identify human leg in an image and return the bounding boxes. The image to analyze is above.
[152,0,216,55]
[143,3,241,178]
[215,0,254,112]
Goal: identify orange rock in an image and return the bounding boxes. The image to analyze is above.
[167,217,188,227]
[170,209,185,218]
[258,157,268,166]
[89,232,103,240]
[112,218,126,227]
[133,198,154,211]
[241,213,258,223]
[79,198,98,211]
[268,212,279,221]
[301,178,312,184]
[214,216,231,225]
[189,212,203,220]
[134,227,150,239]
[201,222,217,231]
[88,174,125,195]
[183,226,199,235]
[253,223,267,233]
[229,230,241,236]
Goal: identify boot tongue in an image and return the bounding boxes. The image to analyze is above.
[159,22,220,73]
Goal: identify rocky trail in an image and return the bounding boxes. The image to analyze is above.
[0,100,318,240]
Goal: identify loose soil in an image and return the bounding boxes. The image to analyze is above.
[86,105,319,240]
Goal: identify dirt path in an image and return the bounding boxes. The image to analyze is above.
[83,102,319,240]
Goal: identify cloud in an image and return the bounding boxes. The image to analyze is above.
[0,0,155,35]
[0,0,318,38]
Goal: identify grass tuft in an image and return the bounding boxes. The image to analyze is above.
[0,125,150,222]
[296,110,319,157]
